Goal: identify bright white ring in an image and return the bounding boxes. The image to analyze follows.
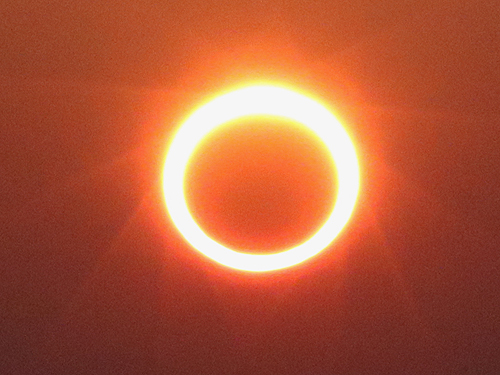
[163,85,359,272]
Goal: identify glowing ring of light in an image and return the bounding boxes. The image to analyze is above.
[163,85,359,272]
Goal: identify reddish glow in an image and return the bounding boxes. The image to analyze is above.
[163,85,360,272]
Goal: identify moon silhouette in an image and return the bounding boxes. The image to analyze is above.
[163,85,360,272]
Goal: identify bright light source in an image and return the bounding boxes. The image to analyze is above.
[163,85,360,272]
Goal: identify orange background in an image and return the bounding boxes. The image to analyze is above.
[1,1,499,374]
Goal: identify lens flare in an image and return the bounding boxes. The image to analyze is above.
[163,85,360,272]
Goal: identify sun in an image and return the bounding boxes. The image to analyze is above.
[163,85,360,272]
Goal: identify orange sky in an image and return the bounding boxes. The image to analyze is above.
[1,1,499,374]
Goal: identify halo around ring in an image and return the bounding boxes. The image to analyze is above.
[163,85,360,272]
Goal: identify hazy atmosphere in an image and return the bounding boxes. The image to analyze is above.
[1,1,499,373]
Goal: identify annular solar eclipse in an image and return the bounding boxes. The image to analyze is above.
[163,85,360,272]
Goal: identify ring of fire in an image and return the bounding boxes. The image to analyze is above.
[163,85,360,272]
